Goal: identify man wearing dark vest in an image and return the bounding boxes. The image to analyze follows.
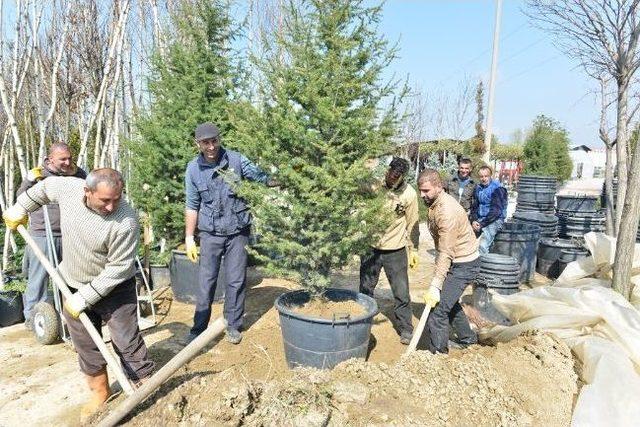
[470,165,508,254]
[184,122,269,345]
[16,143,87,329]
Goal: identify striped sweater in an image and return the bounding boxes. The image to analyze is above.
[17,177,139,306]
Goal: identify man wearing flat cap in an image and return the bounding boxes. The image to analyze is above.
[183,122,269,345]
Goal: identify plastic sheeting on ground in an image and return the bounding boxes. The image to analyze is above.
[480,232,640,426]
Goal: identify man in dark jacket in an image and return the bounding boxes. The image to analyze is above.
[470,166,508,254]
[183,122,270,345]
[443,157,476,213]
[17,143,87,329]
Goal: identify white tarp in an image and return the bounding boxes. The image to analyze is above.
[481,232,640,426]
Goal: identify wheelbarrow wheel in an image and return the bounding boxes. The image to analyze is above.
[33,301,61,345]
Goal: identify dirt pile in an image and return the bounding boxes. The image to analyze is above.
[124,332,577,426]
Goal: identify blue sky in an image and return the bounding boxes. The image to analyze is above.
[378,0,599,147]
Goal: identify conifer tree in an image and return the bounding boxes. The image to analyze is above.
[523,115,572,181]
[232,0,403,293]
[127,0,239,246]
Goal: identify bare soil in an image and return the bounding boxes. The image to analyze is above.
[292,299,366,318]
[123,332,577,427]
[0,227,579,426]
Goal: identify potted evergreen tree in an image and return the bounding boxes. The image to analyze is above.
[127,0,238,303]
[233,0,403,369]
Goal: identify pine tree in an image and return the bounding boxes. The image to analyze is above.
[127,0,238,246]
[231,0,403,293]
[523,115,572,181]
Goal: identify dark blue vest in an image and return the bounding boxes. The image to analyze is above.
[475,179,506,222]
[186,149,251,236]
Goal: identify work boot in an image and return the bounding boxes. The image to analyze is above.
[180,332,199,347]
[24,317,34,331]
[399,331,413,345]
[226,327,242,345]
[80,368,111,422]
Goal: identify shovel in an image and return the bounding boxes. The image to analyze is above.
[406,303,431,354]
[16,224,136,395]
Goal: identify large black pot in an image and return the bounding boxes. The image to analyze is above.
[150,265,171,290]
[169,250,225,303]
[490,222,541,283]
[275,288,378,369]
[472,277,519,326]
[0,290,24,327]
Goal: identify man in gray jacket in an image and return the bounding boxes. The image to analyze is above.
[443,157,476,214]
[17,143,86,329]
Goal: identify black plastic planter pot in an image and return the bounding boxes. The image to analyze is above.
[0,290,24,327]
[490,222,541,283]
[472,280,519,326]
[169,250,225,303]
[275,288,378,369]
[150,265,170,290]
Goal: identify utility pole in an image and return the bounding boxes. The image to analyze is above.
[483,0,503,165]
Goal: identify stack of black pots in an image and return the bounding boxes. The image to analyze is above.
[473,254,521,325]
[537,238,589,279]
[516,175,557,214]
[556,195,605,238]
[600,179,618,210]
[511,211,558,238]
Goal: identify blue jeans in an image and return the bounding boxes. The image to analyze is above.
[478,219,504,254]
[426,257,480,353]
[23,234,62,320]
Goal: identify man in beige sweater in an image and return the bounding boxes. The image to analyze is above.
[3,168,154,419]
[418,168,480,353]
[360,157,419,345]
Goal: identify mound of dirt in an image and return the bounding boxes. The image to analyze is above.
[123,332,577,426]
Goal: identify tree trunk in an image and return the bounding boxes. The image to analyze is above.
[604,144,615,236]
[614,79,630,235]
[612,140,640,299]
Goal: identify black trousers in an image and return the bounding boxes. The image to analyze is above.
[64,278,155,381]
[359,247,413,335]
[191,229,249,334]
[426,257,480,353]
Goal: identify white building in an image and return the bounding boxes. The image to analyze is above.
[569,145,615,179]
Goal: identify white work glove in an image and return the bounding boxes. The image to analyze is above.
[64,292,87,319]
[185,235,199,263]
[2,203,28,230]
[423,284,441,308]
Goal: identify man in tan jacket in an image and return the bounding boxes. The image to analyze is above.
[418,168,480,353]
[360,157,419,345]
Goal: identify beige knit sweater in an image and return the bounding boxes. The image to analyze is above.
[17,177,139,306]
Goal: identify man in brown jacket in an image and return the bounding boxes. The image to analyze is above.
[360,157,419,345]
[418,168,480,353]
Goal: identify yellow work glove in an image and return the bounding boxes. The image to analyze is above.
[185,236,199,263]
[2,204,28,230]
[423,285,441,308]
[408,250,419,270]
[64,292,87,319]
[27,166,44,182]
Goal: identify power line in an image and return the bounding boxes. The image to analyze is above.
[430,25,526,88]
[498,54,562,85]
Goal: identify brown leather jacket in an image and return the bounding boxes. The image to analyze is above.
[427,191,479,288]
